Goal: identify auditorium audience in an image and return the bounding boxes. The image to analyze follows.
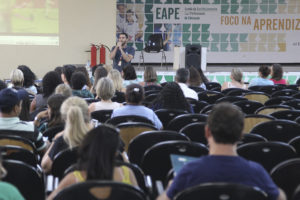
[30,71,62,113]
[17,65,38,95]
[221,68,247,90]
[0,154,25,200]
[151,82,193,113]
[188,66,206,90]
[70,72,94,98]
[41,96,93,173]
[111,84,162,129]
[0,88,47,153]
[140,66,160,87]
[47,125,137,200]
[122,65,141,88]
[34,94,67,133]
[248,65,274,87]
[88,78,122,113]
[175,68,198,100]
[61,65,76,86]
[158,103,285,200]
[55,84,72,97]
[270,64,289,85]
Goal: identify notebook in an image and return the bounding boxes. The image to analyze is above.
[170,154,198,176]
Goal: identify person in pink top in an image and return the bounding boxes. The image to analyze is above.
[270,64,289,85]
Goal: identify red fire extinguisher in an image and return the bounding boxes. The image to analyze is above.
[90,44,97,67]
[99,45,106,65]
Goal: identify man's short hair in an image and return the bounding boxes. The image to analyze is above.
[207,103,244,144]
[119,32,128,39]
[176,68,190,83]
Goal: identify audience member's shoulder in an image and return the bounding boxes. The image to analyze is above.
[16,120,35,131]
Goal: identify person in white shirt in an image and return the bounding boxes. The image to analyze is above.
[175,68,198,100]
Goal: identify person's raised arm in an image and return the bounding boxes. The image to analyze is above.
[110,44,119,60]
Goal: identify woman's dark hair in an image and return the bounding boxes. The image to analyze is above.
[92,64,103,76]
[76,67,92,89]
[122,65,137,80]
[94,66,107,85]
[70,72,87,90]
[0,80,7,91]
[62,65,76,84]
[152,82,192,113]
[125,84,144,104]
[47,94,67,127]
[78,125,119,180]
[196,66,209,83]
[17,65,36,88]
[54,66,63,76]
[271,64,283,81]
[42,71,63,98]
[188,66,204,87]
[259,65,271,78]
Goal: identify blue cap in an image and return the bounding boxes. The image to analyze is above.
[0,88,28,108]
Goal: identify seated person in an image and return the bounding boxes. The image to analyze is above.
[47,125,137,200]
[41,97,94,173]
[158,103,285,200]
[55,84,72,97]
[71,72,94,98]
[222,68,247,90]
[88,78,123,113]
[111,84,162,129]
[248,65,274,87]
[122,65,141,88]
[188,66,206,90]
[140,66,160,87]
[270,64,289,85]
[0,88,46,153]
[34,94,67,133]
[30,71,62,113]
[175,68,198,100]
[151,82,193,113]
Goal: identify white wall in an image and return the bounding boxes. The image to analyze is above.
[0,0,116,79]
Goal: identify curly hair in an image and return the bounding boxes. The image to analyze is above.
[18,65,36,88]
[152,82,192,112]
[42,71,63,98]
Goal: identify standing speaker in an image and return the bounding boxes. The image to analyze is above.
[185,44,201,70]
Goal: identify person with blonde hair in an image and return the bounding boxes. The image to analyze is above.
[222,68,247,90]
[47,125,138,200]
[140,66,160,87]
[108,69,123,92]
[10,69,24,88]
[41,96,93,173]
[55,84,72,97]
[88,78,122,113]
[103,64,113,73]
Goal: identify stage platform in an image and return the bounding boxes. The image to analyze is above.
[134,63,300,85]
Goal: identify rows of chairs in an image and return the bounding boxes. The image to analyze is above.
[2,82,300,199]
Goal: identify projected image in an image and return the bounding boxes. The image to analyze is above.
[0,0,59,45]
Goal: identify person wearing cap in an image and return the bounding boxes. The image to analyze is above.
[0,88,47,153]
